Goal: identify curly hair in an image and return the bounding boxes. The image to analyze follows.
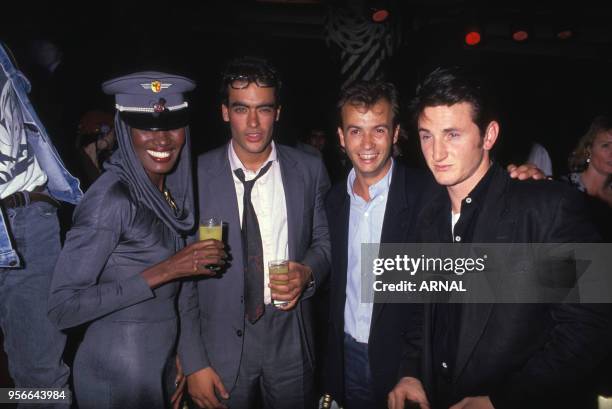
[569,115,612,172]
[220,56,281,106]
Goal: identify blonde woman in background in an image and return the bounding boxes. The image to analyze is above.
[566,115,612,205]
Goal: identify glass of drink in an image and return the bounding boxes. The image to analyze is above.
[199,217,222,241]
[269,259,290,307]
[199,218,223,271]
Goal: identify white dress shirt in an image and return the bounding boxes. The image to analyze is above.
[228,141,289,304]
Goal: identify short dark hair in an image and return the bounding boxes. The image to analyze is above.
[220,56,281,106]
[410,66,496,135]
[337,80,400,128]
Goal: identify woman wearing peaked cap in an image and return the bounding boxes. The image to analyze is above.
[48,72,224,409]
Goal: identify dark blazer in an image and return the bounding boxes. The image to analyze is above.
[323,162,436,407]
[411,164,612,409]
[178,143,331,389]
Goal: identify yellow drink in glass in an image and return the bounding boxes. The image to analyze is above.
[199,218,223,272]
[199,225,222,241]
[269,260,289,307]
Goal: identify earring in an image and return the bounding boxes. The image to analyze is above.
[586,156,591,164]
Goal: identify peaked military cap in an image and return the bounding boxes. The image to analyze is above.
[102,71,195,131]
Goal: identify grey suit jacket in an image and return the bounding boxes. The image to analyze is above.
[178,142,331,389]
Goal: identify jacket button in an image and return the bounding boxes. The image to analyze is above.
[8,260,17,267]
[236,329,243,337]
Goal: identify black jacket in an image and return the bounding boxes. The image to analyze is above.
[410,163,612,409]
[323,162,437,408]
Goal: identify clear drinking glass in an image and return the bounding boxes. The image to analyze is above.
[199,217,223,271]
[269,259,290,307]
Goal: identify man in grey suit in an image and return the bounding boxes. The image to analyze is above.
[179,56,331,409]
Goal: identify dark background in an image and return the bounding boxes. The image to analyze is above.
[1,0,611,396]
[1,1,611,176]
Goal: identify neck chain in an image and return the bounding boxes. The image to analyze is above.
[163,187,178,213]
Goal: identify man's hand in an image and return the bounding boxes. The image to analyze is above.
[449,396,494,409]
[187,367,229,409]
[171,356,186,409]
[387,377,430,409]
[507,163,546,180]
[268,261,313,311]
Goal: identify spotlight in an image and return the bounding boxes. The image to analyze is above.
[512,29,529,42]
[371,8,390,22]
[554,14,574,41]
[556,29,573,40]
[511,21,531,42]
[465,31,481,46]
[366,0,392,23]
[465,26,482,46]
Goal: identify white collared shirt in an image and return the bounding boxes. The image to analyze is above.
[344,160,394,343]
[228,141,289,304]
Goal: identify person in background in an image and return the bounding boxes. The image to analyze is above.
[562,115,612,241]
[563,116,612,395]
[565,116,612,206]
[526,142,553,178]
[306,128,327,153]
[75,110,116,190]
[0,41,81,407]
[295,128,323,157]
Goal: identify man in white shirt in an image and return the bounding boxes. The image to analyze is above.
[323,80,430,409]
[180,56,331,409]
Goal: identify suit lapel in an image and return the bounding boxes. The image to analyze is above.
[202,145,243,270]
[371,165,414,329]
[328,186,351,327]
[454,165,511,381]
[203,145,240,223]
[417,188,449,243]
[277,146,303,260]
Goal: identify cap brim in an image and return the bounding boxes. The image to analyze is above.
[120,109,190,131]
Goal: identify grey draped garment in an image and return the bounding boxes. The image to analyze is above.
[48,115,197,409]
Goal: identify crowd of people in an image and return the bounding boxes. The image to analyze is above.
[0,41,611,409]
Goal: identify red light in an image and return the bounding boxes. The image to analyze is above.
[465,31,481,46]
[372,9,390,23]
[557,30,573,40]
[512,30,529,42]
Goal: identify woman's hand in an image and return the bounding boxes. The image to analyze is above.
[168,240,226,279]
[171,356,187,409]
[142,240,226,288]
